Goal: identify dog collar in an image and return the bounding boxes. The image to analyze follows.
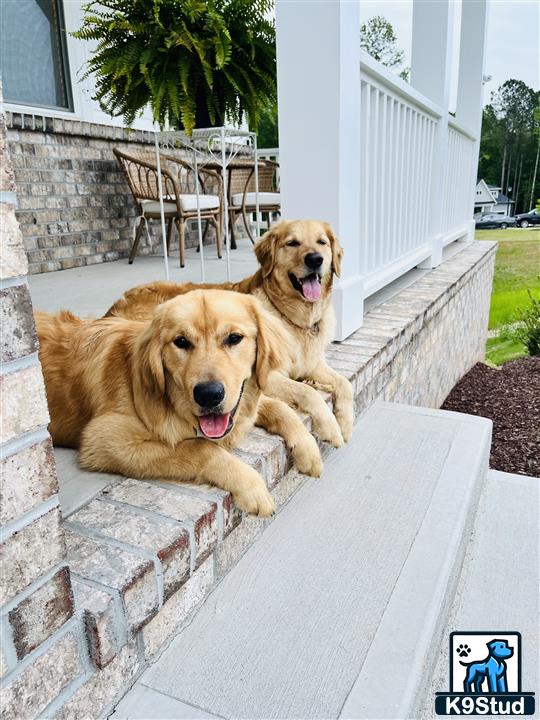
[265,295,322,335]
[283,312,321,335]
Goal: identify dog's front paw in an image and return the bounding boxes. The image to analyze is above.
[292,434,323,477]
[316,417,344,448]
[337,411,353,443]
[234,477,275,518]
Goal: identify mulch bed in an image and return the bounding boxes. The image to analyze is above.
[441,357,540,478]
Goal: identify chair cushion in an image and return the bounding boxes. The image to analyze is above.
[139,194,220,215]
[179,194,220,212]
[139,200,177,215]
[231,192,281,207]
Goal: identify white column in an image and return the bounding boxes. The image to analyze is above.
[275,0,363,340]
[411,0,453,268]
[456,0,489,240]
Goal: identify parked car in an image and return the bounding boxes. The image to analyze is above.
[514,209,540,228]
[475,213,517,229]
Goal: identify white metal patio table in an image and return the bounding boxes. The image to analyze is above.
[153,127,262,283]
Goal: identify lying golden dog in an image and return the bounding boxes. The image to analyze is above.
[36,290,322,516]
[106,220,354,446]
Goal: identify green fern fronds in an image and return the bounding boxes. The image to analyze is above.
[72,0,276,134]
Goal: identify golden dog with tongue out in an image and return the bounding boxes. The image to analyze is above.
[35,289,323,516]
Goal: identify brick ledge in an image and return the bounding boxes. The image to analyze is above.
[6,112,154,145]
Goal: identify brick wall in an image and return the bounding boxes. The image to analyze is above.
[4,113,216,274]
[0,101,86,717]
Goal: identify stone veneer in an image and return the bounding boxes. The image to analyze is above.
[4,112,223,275]
[1,97,80,718]
[1,96,497,720]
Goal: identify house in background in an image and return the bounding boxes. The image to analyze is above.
[474,178,497,215]
[487,185,515,215]
[474,180,515,217]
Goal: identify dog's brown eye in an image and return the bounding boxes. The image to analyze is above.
[225,333,243,346]
[286,239,300,247]
[173,336,192,350]
[317,239,327,245]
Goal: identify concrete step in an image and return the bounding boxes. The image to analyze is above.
[419,469,539,719]
[112,401,493,720]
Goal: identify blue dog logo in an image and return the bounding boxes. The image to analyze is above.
[459,639,513,693]
[435,631,536,716]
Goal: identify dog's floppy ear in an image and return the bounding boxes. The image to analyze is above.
[250,298,290,389]
[323,222,343,278]
[254,222,283,278]
[136,315,165,397]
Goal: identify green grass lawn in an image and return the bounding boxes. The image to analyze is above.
[485,336,528,366]
[476,227,540,365]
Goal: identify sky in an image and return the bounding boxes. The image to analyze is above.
[359,0,539,106]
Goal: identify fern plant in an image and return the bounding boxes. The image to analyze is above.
[73,0,276,134]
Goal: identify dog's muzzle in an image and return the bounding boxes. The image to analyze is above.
[195,382,245,440]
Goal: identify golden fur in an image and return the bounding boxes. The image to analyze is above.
[106,220,354,445]
[36,289,322,516]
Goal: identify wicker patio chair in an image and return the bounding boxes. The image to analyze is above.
[229,160,280,245]
[113,148,223,267]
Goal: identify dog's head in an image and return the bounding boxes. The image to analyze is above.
[487,640,513,660]
[254,220,343,304]
[135,289,289,440]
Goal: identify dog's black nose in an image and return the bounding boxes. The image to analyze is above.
[304,252,323,270]
[193,381,225,409]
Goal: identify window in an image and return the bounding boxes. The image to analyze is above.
[0,0,72,110]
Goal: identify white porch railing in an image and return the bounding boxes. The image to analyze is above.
[358,54,479,297]
[443,120,477,245]
[359,55,439,297]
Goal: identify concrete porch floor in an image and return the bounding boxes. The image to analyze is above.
[28,244,258,318]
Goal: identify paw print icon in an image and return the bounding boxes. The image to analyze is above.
[456,644,471,658]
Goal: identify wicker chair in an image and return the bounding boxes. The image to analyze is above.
[229,160,280,245]
[113,148,223,267]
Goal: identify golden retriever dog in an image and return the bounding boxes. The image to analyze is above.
[36,289,323,517]
[106,220,354,446]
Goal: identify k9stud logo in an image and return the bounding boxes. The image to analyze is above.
[435,632,535,715]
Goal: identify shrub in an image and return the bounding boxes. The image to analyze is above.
[514,290,540,356]
[500,287,540,356]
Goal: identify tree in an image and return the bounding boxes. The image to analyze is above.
[360,16,409,81]
[478,80,540,214]
[529,102,540,212]
[256,101,279,148]
[492,80,536,136]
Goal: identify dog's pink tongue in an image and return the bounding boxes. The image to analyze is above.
[198,413,230,439]
[302,276,321,301]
